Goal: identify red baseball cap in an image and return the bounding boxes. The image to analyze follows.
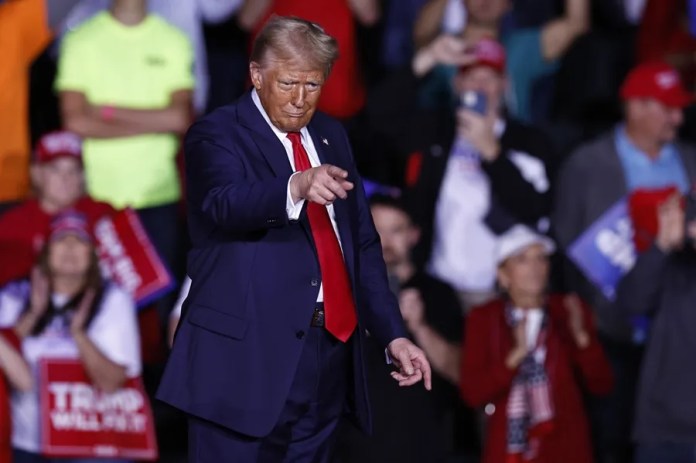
[459,38,506,75]
[620,62,693,108]
[34,131,82,165]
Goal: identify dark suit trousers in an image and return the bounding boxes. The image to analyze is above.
[187,326,351,462]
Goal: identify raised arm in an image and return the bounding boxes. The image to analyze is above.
[461,307,520,407]
[413,0,450,50]
[237,0,272,31]
[0,330,32,392]
[348,0,381,26]
[615,195,683,316]
[540,0,589,61]
[185,130,291,233]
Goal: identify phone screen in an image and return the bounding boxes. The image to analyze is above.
[460,91,488,115]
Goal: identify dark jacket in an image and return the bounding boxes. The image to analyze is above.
[615,245,696,443]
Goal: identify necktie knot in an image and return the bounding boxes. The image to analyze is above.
[287,131,302,145]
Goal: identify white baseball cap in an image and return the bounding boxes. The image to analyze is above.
[495,225,556,266]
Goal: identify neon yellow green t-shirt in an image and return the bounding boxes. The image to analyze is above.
[55,12,194,209]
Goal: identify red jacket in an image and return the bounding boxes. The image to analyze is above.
[461,295,614,463]
[0,197,115,286]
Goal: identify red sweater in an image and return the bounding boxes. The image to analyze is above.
[0,329,21,463]
[461,295,614,463]
[0,197,115,286]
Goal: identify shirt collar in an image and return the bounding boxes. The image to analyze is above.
[615,124,676,164]
[251,89,311,145]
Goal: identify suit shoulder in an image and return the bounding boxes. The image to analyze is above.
[186,104,240,143]
[311,111,346,135]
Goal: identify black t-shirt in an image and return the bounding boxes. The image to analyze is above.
[334,272,475,463]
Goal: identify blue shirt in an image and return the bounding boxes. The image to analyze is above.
[614,125,689,194]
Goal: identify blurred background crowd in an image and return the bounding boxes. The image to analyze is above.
[2,0,696,462]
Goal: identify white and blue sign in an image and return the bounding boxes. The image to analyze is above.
[568,198,636,301]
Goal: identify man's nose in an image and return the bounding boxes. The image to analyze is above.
[291,86,306,107]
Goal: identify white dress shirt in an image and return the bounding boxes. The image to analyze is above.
[251,90,344,303]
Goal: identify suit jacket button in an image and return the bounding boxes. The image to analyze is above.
[296,330,305,339]
[310,279,319,287]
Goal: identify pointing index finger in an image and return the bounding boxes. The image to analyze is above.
[326,164,348,179]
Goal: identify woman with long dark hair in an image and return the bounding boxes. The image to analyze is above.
[0,211,141,463]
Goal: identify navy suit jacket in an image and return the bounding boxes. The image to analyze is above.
[156,91,407,437]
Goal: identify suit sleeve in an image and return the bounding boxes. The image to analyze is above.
[339,130,408,348]
[185,121,291,233]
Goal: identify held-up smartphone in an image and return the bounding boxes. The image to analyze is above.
[460,90,488,115]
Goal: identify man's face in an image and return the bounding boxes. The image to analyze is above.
[464,0,510,26]
[33,157,83,209]
[454,66,506,115]
[249,55,325,133]
[627,99,684,145]
[371,205,419,268]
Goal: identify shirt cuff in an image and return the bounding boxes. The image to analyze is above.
[286,172,305,220]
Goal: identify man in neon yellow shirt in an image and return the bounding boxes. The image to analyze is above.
[56,0,194,307]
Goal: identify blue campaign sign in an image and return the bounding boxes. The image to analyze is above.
[568,198,636,301]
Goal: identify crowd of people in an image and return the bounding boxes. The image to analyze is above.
[2,0,696,461]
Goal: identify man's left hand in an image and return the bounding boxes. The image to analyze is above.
[387,337,432,390]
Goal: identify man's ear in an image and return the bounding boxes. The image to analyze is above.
[249,62,263,90]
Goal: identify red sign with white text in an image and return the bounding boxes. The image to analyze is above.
[40,359,158,460]
[95,208,174,308]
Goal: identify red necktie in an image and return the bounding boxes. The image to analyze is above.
[287,132,357,342]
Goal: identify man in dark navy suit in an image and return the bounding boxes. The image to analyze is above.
[157,16,432,463]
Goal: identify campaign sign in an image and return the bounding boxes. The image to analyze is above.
[94,209,174,308]
[568,199,636,301]
[40,359,158,460]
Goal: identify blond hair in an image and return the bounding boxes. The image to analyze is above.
[250,16,339,78]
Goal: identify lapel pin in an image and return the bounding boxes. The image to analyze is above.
[322,137,329,146]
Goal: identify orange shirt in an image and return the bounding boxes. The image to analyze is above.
[0,0,51,203]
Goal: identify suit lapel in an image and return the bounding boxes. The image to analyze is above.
[237,91,293,179]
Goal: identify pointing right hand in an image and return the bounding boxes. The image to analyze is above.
[290,164,354,205]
